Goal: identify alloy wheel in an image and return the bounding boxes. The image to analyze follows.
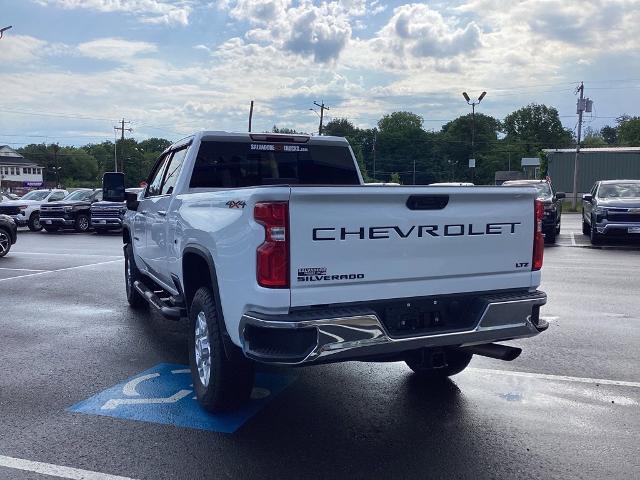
[194,311,212,387]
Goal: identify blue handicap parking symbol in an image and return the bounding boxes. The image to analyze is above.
[68,363,296,433]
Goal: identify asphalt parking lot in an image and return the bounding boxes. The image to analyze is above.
[1,215,638,480]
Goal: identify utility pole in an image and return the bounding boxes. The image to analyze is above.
[572,82,592,209]
[114,118,132,173]
[372,131,377,181]
[52,143,60,188]
[313,101,329,135]
[248,100,254,132]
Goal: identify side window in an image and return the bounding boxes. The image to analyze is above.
[145,154,171,197]
[160,147,188,195]
[591,183,598,196]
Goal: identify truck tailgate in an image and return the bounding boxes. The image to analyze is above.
[288,186,537,307]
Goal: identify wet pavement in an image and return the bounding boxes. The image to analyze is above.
[0,217,638,479]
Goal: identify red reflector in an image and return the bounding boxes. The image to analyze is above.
[254,202,289,288]
[532,199,544,271]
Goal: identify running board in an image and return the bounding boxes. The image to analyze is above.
[133,280,186,320]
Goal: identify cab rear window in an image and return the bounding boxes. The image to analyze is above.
[189,141,360,188]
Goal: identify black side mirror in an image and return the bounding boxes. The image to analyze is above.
[126,191,139,211]
[103,172,125,202]
[582,194,593,202]
[556,192,566,199]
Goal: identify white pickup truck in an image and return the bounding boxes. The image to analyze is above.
[107,131,548,412]
[0,189,68,231]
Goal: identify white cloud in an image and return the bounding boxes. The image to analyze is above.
[76,38,158,60]
[378,4,482,59]
[0,35,48,63]
[34,0,193,25]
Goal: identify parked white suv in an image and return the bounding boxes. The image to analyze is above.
[0,189,68,231]
[106,131,548,413]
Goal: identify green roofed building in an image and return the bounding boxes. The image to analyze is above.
[544,147,640,195]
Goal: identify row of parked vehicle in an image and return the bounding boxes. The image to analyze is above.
[0,188,127,234]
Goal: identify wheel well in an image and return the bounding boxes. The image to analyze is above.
[182,252,213,309]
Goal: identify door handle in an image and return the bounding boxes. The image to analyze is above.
[158,211,167,217]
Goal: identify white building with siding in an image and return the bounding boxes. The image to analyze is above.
[0,145,45,193]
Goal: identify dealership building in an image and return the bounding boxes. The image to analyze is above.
[0,145,45,194]
[544,147,640,195]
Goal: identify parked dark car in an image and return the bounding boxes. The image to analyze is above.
[40,189,103,233]
[0,214,18,257]
[582,180,640,244]
[502,180,566,243]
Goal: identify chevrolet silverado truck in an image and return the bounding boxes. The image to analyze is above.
[0,189,68,231]
[582,179,640,244]
[107,131,548,412]
[40,188,102,233]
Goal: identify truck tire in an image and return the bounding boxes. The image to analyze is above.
[0,228,11,258]
[544,230,556,244]
[582,214,590,235]
[43,226,59,233]
[28,212,43,231]
[124,243,147,309]
[189,286,254,412]
[405,348,472,380]
[75,214,90,233]
[590,216,603,245]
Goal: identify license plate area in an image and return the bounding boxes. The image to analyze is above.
[628,227,640,234]
[379,296,483,338]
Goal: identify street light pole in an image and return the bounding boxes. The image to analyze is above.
[462,91,486,182]
[0,26,12,39]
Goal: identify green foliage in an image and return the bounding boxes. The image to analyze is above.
[503,103,573,154]
[582,127,607,147]
[389,172,402,184]
[271,125,304,134]
[617,116,640,146]
[18,138,173,189]
[600,125,617,145]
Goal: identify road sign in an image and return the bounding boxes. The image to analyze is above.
[469,159,476,168]
[68,363,297,433]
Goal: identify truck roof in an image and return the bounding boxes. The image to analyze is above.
[168,131,349,152]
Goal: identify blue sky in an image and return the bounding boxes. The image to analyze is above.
[0,0,639,147]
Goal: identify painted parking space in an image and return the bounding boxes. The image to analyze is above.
[69,363,297,433]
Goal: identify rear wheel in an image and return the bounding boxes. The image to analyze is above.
[124,243,147,309]
[43,226,59,233]
[0,228,11,258]
[189,286,254,412]
[75,214,90,233]
[405,348,473,380]
[28,212,42,231]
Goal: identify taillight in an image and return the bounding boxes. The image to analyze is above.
[532,199,544,271]
[254,202,289,288]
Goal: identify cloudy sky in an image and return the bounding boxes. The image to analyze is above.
[0,0,639,146]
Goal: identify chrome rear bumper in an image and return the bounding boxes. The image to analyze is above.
[240,290,547,365]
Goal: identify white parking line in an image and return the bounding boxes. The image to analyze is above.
[11,251,121,258]
[0,259,123,283]
[0,455,136,480]
[0,267,46,272]
[469,368,640,388]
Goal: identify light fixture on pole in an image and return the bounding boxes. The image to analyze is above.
[0,26,12,39]
[462,91,487,181]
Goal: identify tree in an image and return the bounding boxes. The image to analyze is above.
[600,125,617,145]
[582,127,606,148]
[322,118,358,138]
[617,116,640,146]
[438,113,503,184]
[503,104,573,154]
